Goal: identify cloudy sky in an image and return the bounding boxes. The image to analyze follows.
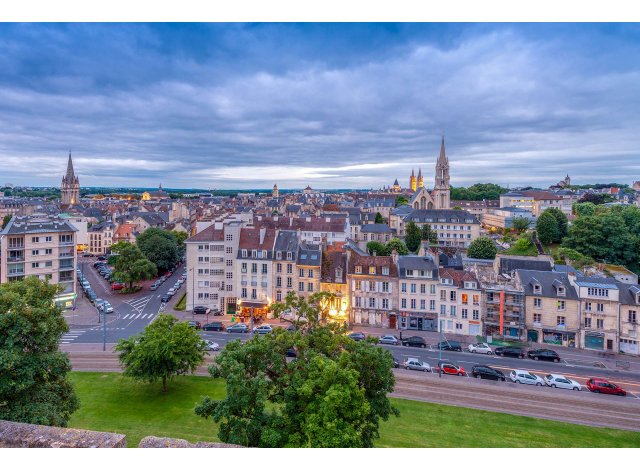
[0,23,639,189]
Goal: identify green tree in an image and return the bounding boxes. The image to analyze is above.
[420,223,438,245]
[554,247,594,269]
[136,228,179,271]
[452,205,462,210]
[573,202,596,218]
[195,322,397,447]
[366,241,389,256]
[467,236,497,259]
[115,314,206,392]
[170,230,189,257]
[450,183,508,201]
[511,216,531,232]
[536,210,560,245]
[578,192,614,205]
[394,196,409,207]
[374,212,384,224]
[1,214,11,228]
[385,238,409,255]
[404,221,421,252]
[271,291,338,331]
[0,277,79,426]
[545,208,568,240]
[109,241,157,290]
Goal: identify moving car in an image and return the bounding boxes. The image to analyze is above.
[468,343,493,354]
[544,374,581,391]
[435,340,462,351]
[187,320,202,329]
[401,336,427,348]
[253,324,273,335]
[204,340,220,351]
[586,378,627,396]
[101,301,114,314]
[348,332,366,341]
[403,357,431,372]
[379,335,399,345]
[471,365,505,381]
[527,349,561,362]
[160,294,170,303]
[392,357,400,368]
[193,306,210,315]
[202,321,225,331]
[150,282,160,291]
[436,361,465,376]
[494,346,525,358]
[510,369,545,386]
[227,323,249,333]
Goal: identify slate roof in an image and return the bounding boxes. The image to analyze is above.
[404,209,480,224]
[516,270,579,300]
[397,256,439,279]
[273,230,298,252]
[348,250,398,277]
[297,243,322,267]
[185,224,224,243]
[321,250,347,283]
[1,215,78,235]
[360,223,392,233]
[499,257,552,275]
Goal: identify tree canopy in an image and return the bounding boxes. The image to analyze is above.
[0,277,79,426]
[404,221,421,252]
[450,183,507,201]
[136,228,179,271]
[394,196,409,207]
[386,238,409,255]
[374,212,385,224]
[511,216,531,232]
[115,314,206,392]
[467,236,497,259]
[195,321,397,447]
[535,210,561,245]
[366,241,388,256]
[109,241,157,290]
[420,223,438,245]
[170,230,189,257]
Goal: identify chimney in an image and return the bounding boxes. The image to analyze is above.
[259,227,266,245]
[391,249,399,265]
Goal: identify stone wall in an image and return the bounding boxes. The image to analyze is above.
[0,420,243,448]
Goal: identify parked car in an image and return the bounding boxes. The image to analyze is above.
[111,282,125,290]
[253,324,273,335]
[544,374,581,390]
[167,288,177,296]
[403,357,431,372]
[468,343,493,354]
[392,357,400,368]
[82,252,93,257]
[471,365,505,381]
[402,336,427,348]
[436,361,466,376]
[204,340,220,351]
[586,378,627,396]
[193,306,210,315]
[227,323,249,333]
[495,346,525,358]
[348,332,366,341]
[510,369,545,386]
[160,294,170,303]
[527,349,561,362]
[97,256,107,261]
[286,347,297,358]
[286,324,297,332]
[93,297,105,307]
[436,340,462,351]
[150,283,160,291]
[379,335,399,345]
[211,309,224,316]
[187,320,202,329]
[93,261,107,268]
[202,321,225,331]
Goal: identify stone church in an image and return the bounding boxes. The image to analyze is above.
[61,152,80,208]
[408,137,451,210]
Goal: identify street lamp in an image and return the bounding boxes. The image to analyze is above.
[189,267,195,319]
[438,318,443,378]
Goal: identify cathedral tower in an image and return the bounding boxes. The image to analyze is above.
[432,137,450,210]
[61,152,80,207]
[272,183,279,198]
[409,169,417,192]
[417,167,424,189]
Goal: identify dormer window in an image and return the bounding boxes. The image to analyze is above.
[369,266,376,275]
[557,287,565,296]
[355,266,362,274]
[262,250,267,259]
[464,281,477,289]
[533,284,541,294]
[382,266,389,275]
[336,268,343,282]
[276,251,282,260]
[442,278,452,285]
[252,250,257,258]
[406,269,414,276]
[287,251,293,260]
[241,249,247,257]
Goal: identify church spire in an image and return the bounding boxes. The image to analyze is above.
[65,151,75,181]
[438,136,447,163]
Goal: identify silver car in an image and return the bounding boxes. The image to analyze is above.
[379,335,399,345]
[403,358,431,372]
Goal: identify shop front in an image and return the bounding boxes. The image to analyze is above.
[542,329,576,348]
[236,301,270,324]
[585,332,604,350]
[55,292,77,310]
[399,311,437,331]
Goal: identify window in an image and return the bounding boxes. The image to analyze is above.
[401,282,406,293]
[585,302,592,311]
[45,248,52,255]
[461,293,468,304]
[369,266,376,275]
[401,298,407,308]
[533,313,542,323]
[533,284,541,294]
[251,263,257,273]
[472,294,479,305]
[252,250,257,258]
[276,263,282,273]
[287,251,293,260]
[461,309,468,319]
[450,306,457,317]
[31,262,39,268]
[287,277,292,288]
[382,298,389,309]
[430,300,436,310]
[450,291,457,302]
[308,269,313,278]
[587,287,609,297]
[287,264,293,274]
[440,305,446,316]
[262,264,268,274]
[557,316,566,326]
[226,260,233,267]
[456,323,463,331]
[597,303,604,312]
[472,310,479,320]
[431,285,436,295]
[276,291,282,301]
[410,299,416,309]
[299,282,304,292]
[32,237,39,243]
[241,249,247,257]
[410,283,416,293]
[421,299,426,310]
[276,276,282,287]
[241,288,247,298]
[629,311,637,323]
[45,261,52,267]
[557,300,566,311]
[225,234,233,241]
[32,250,39,256]
[241,262,247,273]
[584,317,592,328]
[355,280,362,290]
[251,289,257,300]
[369,280,375,291]
[534,298,542,308]
[382,266,389,275]
[406,269,414,276]
[369,298,376,308]
[420,284,426,294]
[440,290,446,301]
[299,268,305,277]
[596,318,604,329]
[464,281,477,289]
[355,297,362,308]
[226,246,233,254]
[226,272,233,279]
[276,251,282,260]
[308,282,314,292]
[382,282,389,293]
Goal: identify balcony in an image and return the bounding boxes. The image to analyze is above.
[251,281,258,287]
[59,251,74,258]
[7,256,25,262]
[8,244,24,250]
[59,241,75,247]
[241,281,248,286]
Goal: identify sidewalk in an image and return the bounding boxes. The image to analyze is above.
[63,290,101,328]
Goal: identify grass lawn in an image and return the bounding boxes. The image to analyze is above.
[173,292,186,311]
[503,244,538,256]
[68,372,640,448]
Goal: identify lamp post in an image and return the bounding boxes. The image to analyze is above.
[438,318,443,378]
[102,305,106,352]
[189,267,195,319]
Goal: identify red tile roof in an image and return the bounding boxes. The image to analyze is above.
[239,227,277,250]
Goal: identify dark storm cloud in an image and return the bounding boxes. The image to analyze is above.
[0,23,639,189]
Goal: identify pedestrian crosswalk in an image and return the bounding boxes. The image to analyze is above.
[89,326,127,331]
[60,330,86,344]
[121,312,156,320]
[125,295,152,313]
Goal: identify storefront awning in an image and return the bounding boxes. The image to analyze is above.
[239,302,269,309]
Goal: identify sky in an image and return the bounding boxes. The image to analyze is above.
[0,23,639,190]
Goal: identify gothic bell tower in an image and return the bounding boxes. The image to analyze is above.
[432,137,450,210]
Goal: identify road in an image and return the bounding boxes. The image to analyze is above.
[63,259,186,345]
[64,349,640,432]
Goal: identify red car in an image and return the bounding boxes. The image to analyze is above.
[436,361,466,376]
[111,282,125,290]
[586,378,626,396]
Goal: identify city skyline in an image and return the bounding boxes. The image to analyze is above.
[1,23,640,189]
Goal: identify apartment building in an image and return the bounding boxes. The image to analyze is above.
[0,215,77,309]
[437,268,483,336]
[87,221,115,255]
[320,249,349,323]
[397,256,439,331]
[295,242,321,299]
[518,270,580,348]
[253,215,349,246]
[347,249,398,327]
[272,230,298,303]
[619,285,640,355]
[399,209,480,248]
[500,190,570,216]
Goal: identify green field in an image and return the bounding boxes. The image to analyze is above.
[173,292,186,311]
[68,372,640,448]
